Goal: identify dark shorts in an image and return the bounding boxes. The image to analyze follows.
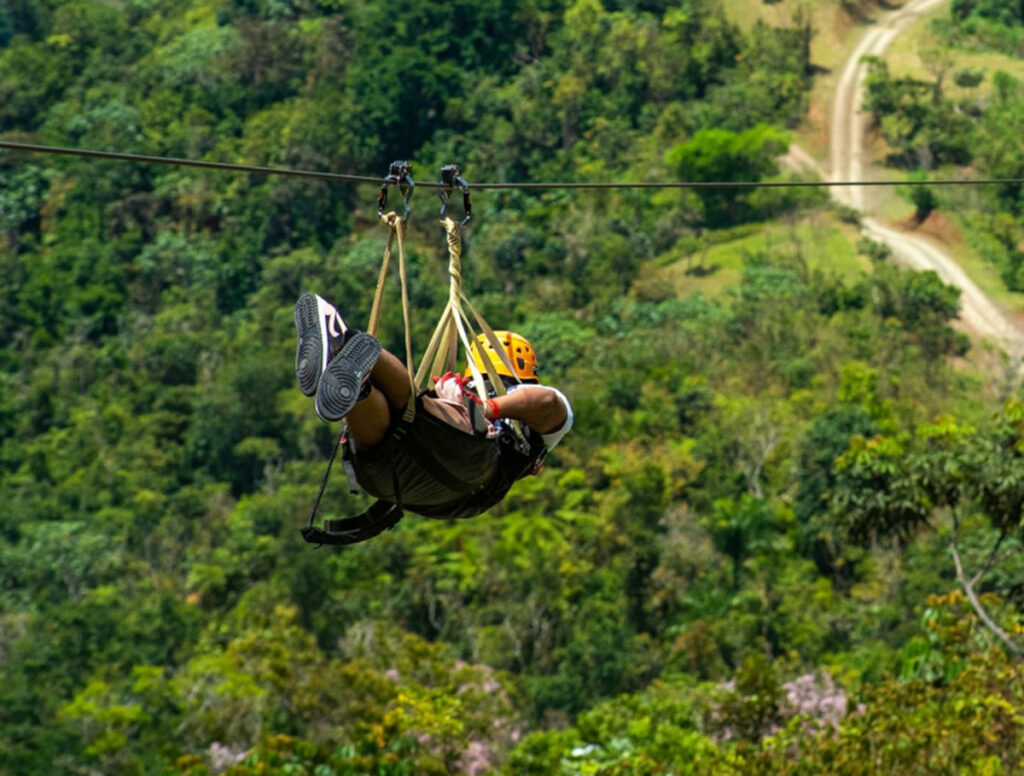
[351,394,501,519]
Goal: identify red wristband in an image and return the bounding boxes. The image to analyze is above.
[485,398,501,420]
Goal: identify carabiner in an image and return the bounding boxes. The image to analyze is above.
[439,164,472,226]
[377,160,415,221]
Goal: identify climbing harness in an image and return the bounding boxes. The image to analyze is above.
[302,162,528,547]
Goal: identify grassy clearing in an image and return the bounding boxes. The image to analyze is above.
[647,211,870,300]
[949,234,1024,313]
[884,11,1024,102]
[872,179,917,223]
[931,211,1024,315]
[720,0,863,66]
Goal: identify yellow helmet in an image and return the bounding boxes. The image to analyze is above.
[466,331,539,382]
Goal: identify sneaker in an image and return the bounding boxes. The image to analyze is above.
[315,332,382,422]
[294,293,348,396]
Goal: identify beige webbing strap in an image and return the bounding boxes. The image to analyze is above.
[378,212,417,422]
[418,307,453,384]
[416,217,469,386]
[414,217,521,402]
[366,227,394,338]
[463,297,520,396]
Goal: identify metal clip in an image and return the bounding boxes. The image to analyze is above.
[439,164,472,226]
[377,160,415,221]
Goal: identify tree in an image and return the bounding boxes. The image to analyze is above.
[906,179,938,224]
[831,408,1024,655]
[665,125,789,227]
[757,616,1024,775]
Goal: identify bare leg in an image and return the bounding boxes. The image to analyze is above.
[345,349,412,451]
[368,349,413,411]
[345,388,391,450]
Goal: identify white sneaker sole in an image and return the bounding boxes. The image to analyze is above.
[294,293,332,396]
[315,333,382,422]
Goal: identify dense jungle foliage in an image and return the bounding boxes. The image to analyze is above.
[2,0,1024,773]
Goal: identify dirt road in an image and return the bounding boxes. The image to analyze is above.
[828,0,1024,358]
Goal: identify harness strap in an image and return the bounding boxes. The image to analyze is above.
[302,433,345,546]
[340,434,360,494]
[301,500,403,546]
[376,212,417,410]
[464,296,520,397]
[366,226,393,339]
[304,210,415,546]
[301,432,408,548]
[415,217,522,404]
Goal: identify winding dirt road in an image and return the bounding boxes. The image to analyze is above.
[828,0,1024,358]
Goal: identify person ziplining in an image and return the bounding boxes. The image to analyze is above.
[295,164,572,546]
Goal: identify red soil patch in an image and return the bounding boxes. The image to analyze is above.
[906,209,967,247]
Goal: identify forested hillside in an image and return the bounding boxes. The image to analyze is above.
[862,0,1024,291]
[2,0,1024,774]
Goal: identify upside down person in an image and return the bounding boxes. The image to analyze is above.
[294,293,572,525]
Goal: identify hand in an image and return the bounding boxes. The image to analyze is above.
[434,371,484,403]
[433,371,466,404]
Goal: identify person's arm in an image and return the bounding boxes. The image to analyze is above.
[484,385,568,435]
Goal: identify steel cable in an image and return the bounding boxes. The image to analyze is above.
[3,140,1024,190]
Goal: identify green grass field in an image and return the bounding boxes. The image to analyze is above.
[884,10,1024,102]
[648,211,870,299]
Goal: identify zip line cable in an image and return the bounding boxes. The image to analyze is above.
[0,141,383,186]
[3,140,1024,191]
